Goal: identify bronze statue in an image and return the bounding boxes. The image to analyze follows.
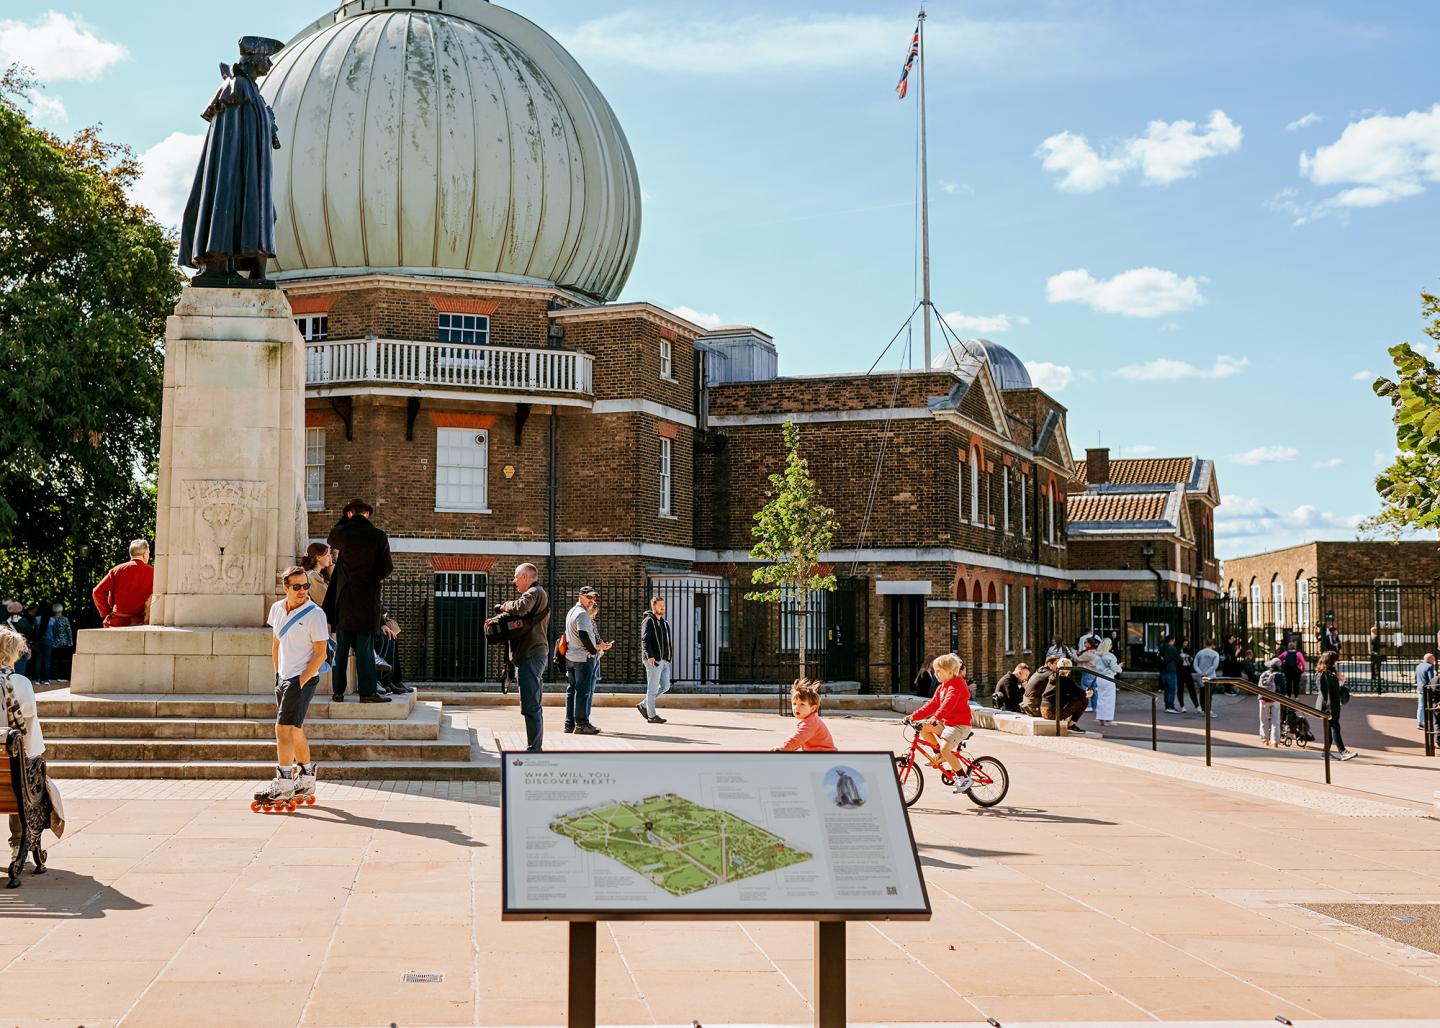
[179,35,285,288]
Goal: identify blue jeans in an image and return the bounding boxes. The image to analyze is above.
[643,660,672,717]
[1160,671,1178,710]
[565,657,598,726]
[333,630,378,698]
[517,649,547,751]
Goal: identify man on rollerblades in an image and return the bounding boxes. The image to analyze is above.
[254,565,331,811]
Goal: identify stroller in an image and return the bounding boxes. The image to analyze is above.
[1279,706,1316,748]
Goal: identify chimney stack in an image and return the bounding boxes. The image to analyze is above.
[1086,447,1110,485]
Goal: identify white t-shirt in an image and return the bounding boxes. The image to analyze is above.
[267,599,329,681]
[2,669,43,758]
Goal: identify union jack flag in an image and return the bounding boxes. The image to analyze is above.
[895,22,919,99]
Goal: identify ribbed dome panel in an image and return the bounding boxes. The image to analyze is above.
[262,0,640,301]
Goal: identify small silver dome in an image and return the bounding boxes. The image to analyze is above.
[930,338,1032,390]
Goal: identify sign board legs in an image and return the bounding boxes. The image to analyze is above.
[568,921,597,1028]
[814,921,846,1027]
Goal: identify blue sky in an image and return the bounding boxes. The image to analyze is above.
[5,1,1438,559]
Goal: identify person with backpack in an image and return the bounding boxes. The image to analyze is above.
[1317,649,1356,760]
[496,563,550,751]
[562,586,610,736]
[1177,637,1202,713]
[1257,657,1285,746]
[1281,639,1307,697]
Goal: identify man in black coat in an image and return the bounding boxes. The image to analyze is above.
[992,663,1030,713]
[323,498,393,704]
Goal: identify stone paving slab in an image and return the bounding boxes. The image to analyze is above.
[4,706,1440,1025]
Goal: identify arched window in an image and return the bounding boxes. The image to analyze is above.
[1046,484,1056,544]
[970,444,983,526]
[1249,578,1261,615]
[1296,574,1311,633]
[1271,576,1285,626]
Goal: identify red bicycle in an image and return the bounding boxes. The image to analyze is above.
[894,720,1009,808]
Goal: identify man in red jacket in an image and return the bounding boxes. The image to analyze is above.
[92,539,155,627]
[905,652,973,793]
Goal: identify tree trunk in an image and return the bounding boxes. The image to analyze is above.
[798,607,807,681]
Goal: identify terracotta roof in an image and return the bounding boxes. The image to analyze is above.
[1068,493,1169,524]
[1074,457,1194,486]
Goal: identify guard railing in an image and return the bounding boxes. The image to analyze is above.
[1051,667,1160,750]
[1201,676,1334,785]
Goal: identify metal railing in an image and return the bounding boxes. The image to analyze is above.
[304,338,594,396]
[1049,667,1160,750]
[1424,683,1439,758]
[1202,676,1334,784]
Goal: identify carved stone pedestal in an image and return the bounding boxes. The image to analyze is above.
[72,287,306,695]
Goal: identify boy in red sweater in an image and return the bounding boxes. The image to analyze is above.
[775,679,837,752]
[905,653,972,792]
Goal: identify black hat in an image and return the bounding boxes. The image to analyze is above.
[239,36,285,58]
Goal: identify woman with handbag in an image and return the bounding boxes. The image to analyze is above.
[1,625,64,887]
[1316,649,1356,761]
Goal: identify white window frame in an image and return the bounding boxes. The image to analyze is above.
[295,314,328,341]
[659,437,673,516]
[1046,485,1056,544]
[1250,580,1262,618]
[1375,578,1401,629]
[1090,593,1120,635]
[1297,576,1311,632]
[1003,584,1012,654]
[958,458,966,525]
[1271,578,1285,626]
[304,428,325,511]
[1019,586,1028,652]
[1019,473,1028,537]
[970,446,983,526]
[436,312,489,345]
[434,571,486,597]
[1002,465,1011,533]
[434,427,489,513]
[660,338,674,381]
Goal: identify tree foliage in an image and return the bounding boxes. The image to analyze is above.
[1370,291,1440,535]
[0,66,182,612]
[745,421,839,679]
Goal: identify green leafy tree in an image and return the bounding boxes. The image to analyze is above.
[0,66,182,614]
[1370,291,1440,535]
[745,421,840,679]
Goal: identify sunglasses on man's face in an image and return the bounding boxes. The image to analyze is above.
[286,582,310,591]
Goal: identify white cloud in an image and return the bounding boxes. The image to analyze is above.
[940,311,1028,334]
[1047,267,1206,318]
[25,91,66,123]
[1024,361,1072,393]
[0,12,126,82]
[1037,109,1242,191]
[1311,457,1344,468]
[1229,445,1299,465]
[1295,104,1440,219]
[1216,496,1364,549]
[1113,355,1248,381]
[668,305,723,330]
[1351,369,1373,381]
[129,132,205,231]
[1285,112,1323,132]
[939,180,973,195]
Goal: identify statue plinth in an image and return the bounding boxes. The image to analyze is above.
[72,287,306,695]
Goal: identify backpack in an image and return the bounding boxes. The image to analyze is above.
[1283,650,1300,673]
[485,596,549,649]
[1259,669,1284,694]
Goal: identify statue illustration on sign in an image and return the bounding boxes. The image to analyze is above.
[179,35,285,288]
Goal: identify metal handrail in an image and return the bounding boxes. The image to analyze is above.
[1201,676,1334,785]
[1424,683,1439,758]
[1049,666,1160,751]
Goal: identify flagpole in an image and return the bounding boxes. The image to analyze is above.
[917,7,932,368]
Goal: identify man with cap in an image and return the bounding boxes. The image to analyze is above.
[563,587,611,735]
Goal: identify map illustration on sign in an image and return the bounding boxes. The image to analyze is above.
[550,793,812,896]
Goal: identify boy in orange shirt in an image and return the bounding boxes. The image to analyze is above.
[905,653,972,792]
[775,679,837,751]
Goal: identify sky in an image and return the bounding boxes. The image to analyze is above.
[4,1,1438,560]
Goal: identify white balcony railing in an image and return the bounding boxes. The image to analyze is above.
[304,338,593,396]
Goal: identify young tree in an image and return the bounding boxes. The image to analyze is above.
[1370,291,1440,535]
[745,421,840,679]
[0,66,183,611]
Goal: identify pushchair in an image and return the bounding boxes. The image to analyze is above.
[1279,706,1316,748]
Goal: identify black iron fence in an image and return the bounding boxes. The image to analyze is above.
[381,574,867,687]
[1044,581,1440,695]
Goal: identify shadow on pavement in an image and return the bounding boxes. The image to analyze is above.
[0,868,150,919]
[297,808,485,846]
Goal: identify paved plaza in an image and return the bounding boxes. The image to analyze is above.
[2,702,1439,1027]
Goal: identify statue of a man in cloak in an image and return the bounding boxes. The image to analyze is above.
[179,35,286,288]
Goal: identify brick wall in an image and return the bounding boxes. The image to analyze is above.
[320,287,552,348]
[1223,540,1440,594]
[559,311,697,410]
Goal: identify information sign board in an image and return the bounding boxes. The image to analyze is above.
[502,751,930,920]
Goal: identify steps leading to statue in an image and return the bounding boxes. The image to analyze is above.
[36,689,494,780]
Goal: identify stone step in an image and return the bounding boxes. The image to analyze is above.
[37,689,418,720]
[45,758,499,781]
[40,704,442,741]
[42,723,472,763]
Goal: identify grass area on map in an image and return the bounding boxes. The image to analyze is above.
[550,793,812,897]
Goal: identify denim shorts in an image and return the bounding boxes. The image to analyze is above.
[276,675,319,728]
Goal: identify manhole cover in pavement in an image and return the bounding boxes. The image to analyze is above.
[1302,903,1440,954]
[401,972,444,983]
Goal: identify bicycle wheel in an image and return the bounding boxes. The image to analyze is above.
[894,753,924,807]
[964,756,1009,807]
